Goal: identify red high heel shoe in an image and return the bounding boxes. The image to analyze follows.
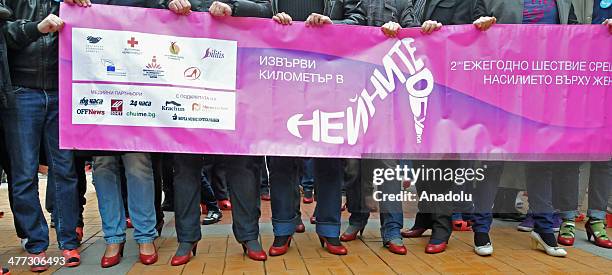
[310,216,316,224]
[139,244,158,265]
[269,237,292,256]
[219,200,232,210]
[261,193,271,201]
[585,220,612,249]
[607,213,612,229]
[1,265,9,275]
[126,218,133,229]
[200,203,208,214]
[385,242,407,255]
[302,196,314,204]
[295,223,306,233]
[401,228,427,238]
[101,243,124,268]
[171,243,198,266]
[242,243,267,261]
[340,228,364,242]
[452,220,472,231]
[425,242,447,254]
[62,249,81,267]
[319,236,347,255]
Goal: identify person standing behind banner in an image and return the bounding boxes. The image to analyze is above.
[0,0,88,271]
[338,0,418,256]
[0,4,12,275]
[67,0,163,268]
[269,0,365,257]
[167,0,272,265]
[569,0,611,249]
[473,0,580,258]
[392,0,476,255]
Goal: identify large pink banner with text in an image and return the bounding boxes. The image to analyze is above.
[59,4,612,160]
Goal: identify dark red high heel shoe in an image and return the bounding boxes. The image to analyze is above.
[62,249,81,267]
[452,220,472,231]
[171,243,198,266]
[1,265,9,275]
[319,236,347,255]
[242,243,267,261]
[126,218,133,229]
[200,203,208,214]
[219,200,232,210]
[269,237,292,256]
[425,242,447,254]
[385,242,407,255]
[76,227,84,243]
[295,223,306,233]
[401,228,427,238]
[340,228,364,242]
[139,244,158,265]
[310,216,316,224]
[585,220,612,249]
[101,243,124,268]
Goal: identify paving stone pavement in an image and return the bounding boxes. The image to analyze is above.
[0,175,610,274]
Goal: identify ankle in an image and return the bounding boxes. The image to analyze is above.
[474,232,491,246]
[272,236,290,247]
[139,243,156,255]
[244,240,263,252]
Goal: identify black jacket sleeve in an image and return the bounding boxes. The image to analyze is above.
[223,0,272,18]
[330,0,366,25]
[473,0,487,21]
[1,1,44,50]
[399,0,419,27]
[450,0,475,25]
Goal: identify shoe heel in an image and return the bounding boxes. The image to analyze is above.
[192,244,198,256]
[319,237,325,248]
[530,238,539,250]
[359,228,365,236]
[241,244,247,254]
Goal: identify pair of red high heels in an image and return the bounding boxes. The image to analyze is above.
[101,243,158,268]
[401,227,448,254]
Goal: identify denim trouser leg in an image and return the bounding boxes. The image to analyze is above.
[93,156,128,244]
[314,158,343,237]
[526,162,562,234]
[123,153,158,243]
[588,161,612,220]
[552,162,580,221]
[470,161,504,233]
[201,170,220,212]
[260,157,270,194]
[378,181,403,243]
[269,156,300,236]
[345,159,369,228]
[2,88,79,252]
[220,156,261,242]
[173,154,203,243]
[300,158,314,191]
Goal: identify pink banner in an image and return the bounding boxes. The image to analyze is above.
[59,4,612,160]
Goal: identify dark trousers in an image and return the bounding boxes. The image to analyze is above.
[161,153,174,204]
[411,160,456,242]
[313,158,343,237]
[173,154,261,243]
[526,162,580,234]
[300,158,314,191]
[200,169,220,212]
[151,154,165,226]
[268,156,302,236]
[469,161,504,233]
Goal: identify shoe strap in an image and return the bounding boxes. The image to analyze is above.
[589,220,609,240]
[560,221,575,237]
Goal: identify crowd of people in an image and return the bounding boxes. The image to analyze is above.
[0,0,610,273]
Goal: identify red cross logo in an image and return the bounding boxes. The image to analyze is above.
[127,37,138,48]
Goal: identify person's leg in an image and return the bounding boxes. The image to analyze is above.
[260,157,270,198]
[173,154,203,244]
[150,153,164,233]
[74,156,87,229]
[0,121,26,239]
[301,158,314,198]
[343,159,369,238]
[371,159,403,245]
[269,156,300,237]
[222,155,261,242]
[161,153,174,209]
[587,161,612,220]
[313,158,343,238]
[93,156,128,245]
[201,169,222,225]
[2,88,50,254]
[470,162,504,234]
[122,153,158,245]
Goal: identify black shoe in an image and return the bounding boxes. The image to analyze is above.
[202,211,222,225]
[161,200,174,212]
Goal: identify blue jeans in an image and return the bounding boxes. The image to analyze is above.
[93,153,158,244]
[313,158,344,237]
[1,88,79,253]
[269,156,302,236]
[526,162,580,234]
[470,162,504,233]
[587,161,611,220]
[300,158,314,191]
